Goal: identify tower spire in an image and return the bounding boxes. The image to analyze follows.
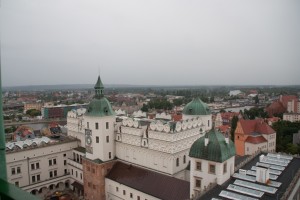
[94,75,104,99]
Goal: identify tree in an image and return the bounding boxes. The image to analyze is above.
[141,104,149,112]
[220,109,226,113]
[173,99,183,107]
[26,109,41,117]
[253,95,259,104]
[230,116,239,141]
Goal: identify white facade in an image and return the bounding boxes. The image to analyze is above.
[67,108,86,147]
[183,114,212,132]
[85,115,115,161]
[116,118,205,178]
[262,133,276,153]
[105,179,160,200]
[215,113,223,127]
[6,138,79,197]
[283,113,300,122]
[190,156,235,198]
[245,142,268,155]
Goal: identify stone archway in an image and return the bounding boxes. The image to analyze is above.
[30,189,38,195]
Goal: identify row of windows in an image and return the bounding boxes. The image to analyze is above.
[195,162,227,174]
[73,152,83,163]
[31,174,40,183]
[49,158,57,166]
[95,136,110,143]
[116,187,143,200]
[71,169,83,180]
[175,155,187,167]
[11,166,21,175]
[31,162,40,170]
[87,122,110,129]
[49,170,58,178]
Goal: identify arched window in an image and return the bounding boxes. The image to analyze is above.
[176,158,179,167]
[183,155,186,164]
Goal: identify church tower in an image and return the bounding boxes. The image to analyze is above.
[84,75,116,161]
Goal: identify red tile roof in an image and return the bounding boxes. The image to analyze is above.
[218,125,230,133]
[239,119,275,135]
[106,162,190,200]
[245,136,268,144]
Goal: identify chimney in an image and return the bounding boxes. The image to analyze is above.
[256,166,270,184]
[225,131,229,144]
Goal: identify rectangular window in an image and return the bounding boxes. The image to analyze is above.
[53,159,57,165]
[106,122,109,129]
[64,160,67,165]
[63,153,66,157]
[76,171,78,177]
[130,193,133,198]
[195,179,201,188]
[50,171,53,178]
[73,152,76,161]
[123,190,126,195]
[64,169,68,175]
[32,176,36,183]
[137,196,140,200]
[96,136,99,143]
[80,173,82,180]
[72,169,74,175]
[11,168,15,175]
[49,160,52,166]
[223,163,227,174]
[17,167,21,174]
[54,170,57,177]
[95,123,99,130]
[209,164,216,174]
[87,122,89,129]
[116,187,119,192]
[15,181,19,187]
[31,163,35,170]
[196,162,202,171]
[36,163,40,169]
[109,152,112,159]
[37,174,40,181]
[106,136,109,143]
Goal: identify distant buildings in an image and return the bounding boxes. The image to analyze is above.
[23,103,43,114]
[266,95,298,117]
[234,119,276,156]
[41,103,88,119]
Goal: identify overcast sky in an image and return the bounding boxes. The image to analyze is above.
[1,0,300,87]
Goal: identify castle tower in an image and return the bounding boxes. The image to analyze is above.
[84,75,116,161]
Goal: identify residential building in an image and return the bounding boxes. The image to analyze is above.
[283,113,300,122]
[234,119,276,156]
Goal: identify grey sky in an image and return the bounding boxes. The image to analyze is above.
[1,0,300,87]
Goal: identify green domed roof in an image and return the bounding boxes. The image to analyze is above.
[85,98,115,117]
[183,98,211,115]
[85,75,115,117]
[189,129,235,163]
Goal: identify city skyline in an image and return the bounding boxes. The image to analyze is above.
[1,0,300,87]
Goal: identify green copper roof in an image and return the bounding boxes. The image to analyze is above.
[183,97,211,115]
[85,97,115,117]
[94,75,104,89]
[189,129,236,163]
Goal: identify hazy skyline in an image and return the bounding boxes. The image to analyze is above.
[1,0,300,87]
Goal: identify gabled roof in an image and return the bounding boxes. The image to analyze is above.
[245,135,267,144]
[239,119,275,135]
[106,162,190,200]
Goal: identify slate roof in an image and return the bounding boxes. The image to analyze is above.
[189,129,236,163]
[106,162,190,200]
